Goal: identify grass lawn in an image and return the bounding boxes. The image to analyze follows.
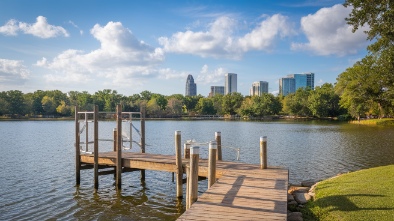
[350,118,394,126]
[302,165,394,221]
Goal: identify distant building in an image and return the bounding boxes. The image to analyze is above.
[279,72,314,96]
[250,81,269,96]
[209,86,225,97]
[185,74,197,96]
[225,73,237,95]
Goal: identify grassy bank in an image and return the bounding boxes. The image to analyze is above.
[302,165,394,221]
[350,118,394,126]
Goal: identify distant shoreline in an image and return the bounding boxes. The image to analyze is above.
[0,115,345,122]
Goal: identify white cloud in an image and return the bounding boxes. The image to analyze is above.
[37,21,164,85]
[0,59,30,84]
[291,4,369,56]
[196,64,225,84]
[0,19,19,36]
[0,16,69,38]
[159,14,295,59]
[238,14,296,52]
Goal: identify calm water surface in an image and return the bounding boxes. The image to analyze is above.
[0,120,393,220]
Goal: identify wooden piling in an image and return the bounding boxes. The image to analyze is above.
[116,104,122,189]
[85,113,89,152]
[215,132,222,161]
[175,131,183,198]
[75,106,80,185]
[185,165,190,210]
[140,106,146,181]
[208,141,217,188]
[113,128,117,152]
[260,136,267,169]
[93,105,99,189]
[184,143,190,159]
[188,146,199,208]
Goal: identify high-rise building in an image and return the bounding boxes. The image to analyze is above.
[209,86,225,97]
[279,73,314,96]
[225,73,237,95]
[185,74,197,96]
[250,81,269,96]
[279,77,295,96]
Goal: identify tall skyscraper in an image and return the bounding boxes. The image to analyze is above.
[279,72,314,96]
[250,81,269,96]
[185,74,197,96]
[225,73,237,95]
[209,86,225,97]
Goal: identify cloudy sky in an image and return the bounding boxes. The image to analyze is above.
[0,0,369,96]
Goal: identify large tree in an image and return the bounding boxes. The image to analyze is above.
[344,0,394,115]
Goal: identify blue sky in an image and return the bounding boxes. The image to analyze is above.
[0,0,369,96]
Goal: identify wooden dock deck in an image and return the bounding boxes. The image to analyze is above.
[80,152,288,220]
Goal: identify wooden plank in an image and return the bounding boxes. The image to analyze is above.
[80,150,288,220]
[177,168,288,221]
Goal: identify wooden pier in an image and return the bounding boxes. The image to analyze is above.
[75,105,288,220]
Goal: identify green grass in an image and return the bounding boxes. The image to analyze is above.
[350,118,394,126]
[302,165,394,221]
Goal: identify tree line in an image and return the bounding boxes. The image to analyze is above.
[0,83,351,119]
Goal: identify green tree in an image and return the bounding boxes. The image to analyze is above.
[152,94,168,110]
[335,57,385,119]
[140,90,152,101]
[56,100,71,116]
[183,95,202,114]
[42,95,57,115]
[211,94,224,115]
[146,98,162,117]
[196,97,215,115]
[4,90,27,117]
[166,97,183,116]
[308,83,341,118]
[222,92,243,115]
[283,88,311,116]
[344,0,394,115]
[238,97,254,117]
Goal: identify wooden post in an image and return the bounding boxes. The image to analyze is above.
[260,136,267,169]
[185,165,190,210]
[113,128,117,152]
[116,104,122,189]
[93,105,99,189]
[85,113,88,152]
[140,106,146,181]
[188,146,199,208]
[184,143,190,159]
[75,106,80,185]
[215,132,222,161]
[175,131,183,198]
[208,141,217,188]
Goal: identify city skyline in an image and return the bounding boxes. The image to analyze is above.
[279,72,315,96]
[0,1,368,96]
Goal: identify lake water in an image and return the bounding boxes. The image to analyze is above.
[1,120,393,220]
